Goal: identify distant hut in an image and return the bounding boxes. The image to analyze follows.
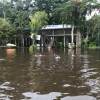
[36,24,80,48]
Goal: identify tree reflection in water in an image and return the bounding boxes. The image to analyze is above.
[0,48,98,99]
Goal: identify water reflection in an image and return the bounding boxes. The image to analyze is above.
[79,50,100,99]
[6,48,16,62]
[61,95,96,100]
[0,48,99,99]
[22,92,61,100]
[28,48,90,98]
[68,49,75,69]
[6,49,16,56]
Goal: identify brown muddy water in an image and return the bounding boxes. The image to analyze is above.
[0,47,100,100]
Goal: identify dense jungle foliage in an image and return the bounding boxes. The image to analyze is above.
[0,0,100,47]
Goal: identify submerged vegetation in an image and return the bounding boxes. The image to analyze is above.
[0,0,100,47]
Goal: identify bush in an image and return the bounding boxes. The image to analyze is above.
[88,42,96,48]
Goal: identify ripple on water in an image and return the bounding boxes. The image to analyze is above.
[80,68,97,73]
[80,67,98,79]
[22,92,62,100]
[85,79,100,94]
[63,84,71,87]
[61,95,96,100]
[81,72,98,78]
[0,82,15,91]
[96,60,100,62]
[0,82,14,99]
[0,93,13,100]
[0,59,6,61]
[22,92,96,100]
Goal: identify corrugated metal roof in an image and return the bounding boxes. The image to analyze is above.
[42,25,72,30]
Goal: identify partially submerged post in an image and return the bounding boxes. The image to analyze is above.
[68,25,75,49]
[76,30,81,48]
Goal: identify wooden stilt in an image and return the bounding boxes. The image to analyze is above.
[52,30,54,47]
[25,38,27,46]
[71,25,74,44]
[64,30,66,48]
[68,25,74,48]
[41,34,44,47]
[76,30,81,48]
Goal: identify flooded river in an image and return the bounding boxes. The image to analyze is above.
[0,47,100,100]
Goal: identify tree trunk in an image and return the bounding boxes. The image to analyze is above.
[21,34,24,47]
[68,25,75,48]
[76,30,81,47]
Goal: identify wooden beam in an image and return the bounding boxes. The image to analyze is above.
[64,29,66,48]
[46,34,77,37]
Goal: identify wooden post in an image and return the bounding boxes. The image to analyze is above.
[52,30,55,47]
[25,38,27,47]
[21,34,24,47]
[71,25,74,44]
[68,25,74,48]
[40,33,42,48]
[41,33,44,47]
[64,29,66,48]
[53,30,54,42]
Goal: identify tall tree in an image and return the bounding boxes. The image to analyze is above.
[29,11,48,45]
[88,15,100,46]
[34,0,69,24]
[0,18,14,37]
[5,0,34,46]
[30,11,48,34]
[54,0,100,47]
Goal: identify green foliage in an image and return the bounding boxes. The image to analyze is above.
[34,0,68,13]
[54,0,99,27]
[30,11,48,34]
[88,15,100,46]
[34,0,69,24]
[0,18,14,37]
[0,0,99,47]
[88,42,96,49]
[89,15,100,34]
[0,0,32,33]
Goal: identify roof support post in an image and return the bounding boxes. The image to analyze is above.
[64,29,66,48]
